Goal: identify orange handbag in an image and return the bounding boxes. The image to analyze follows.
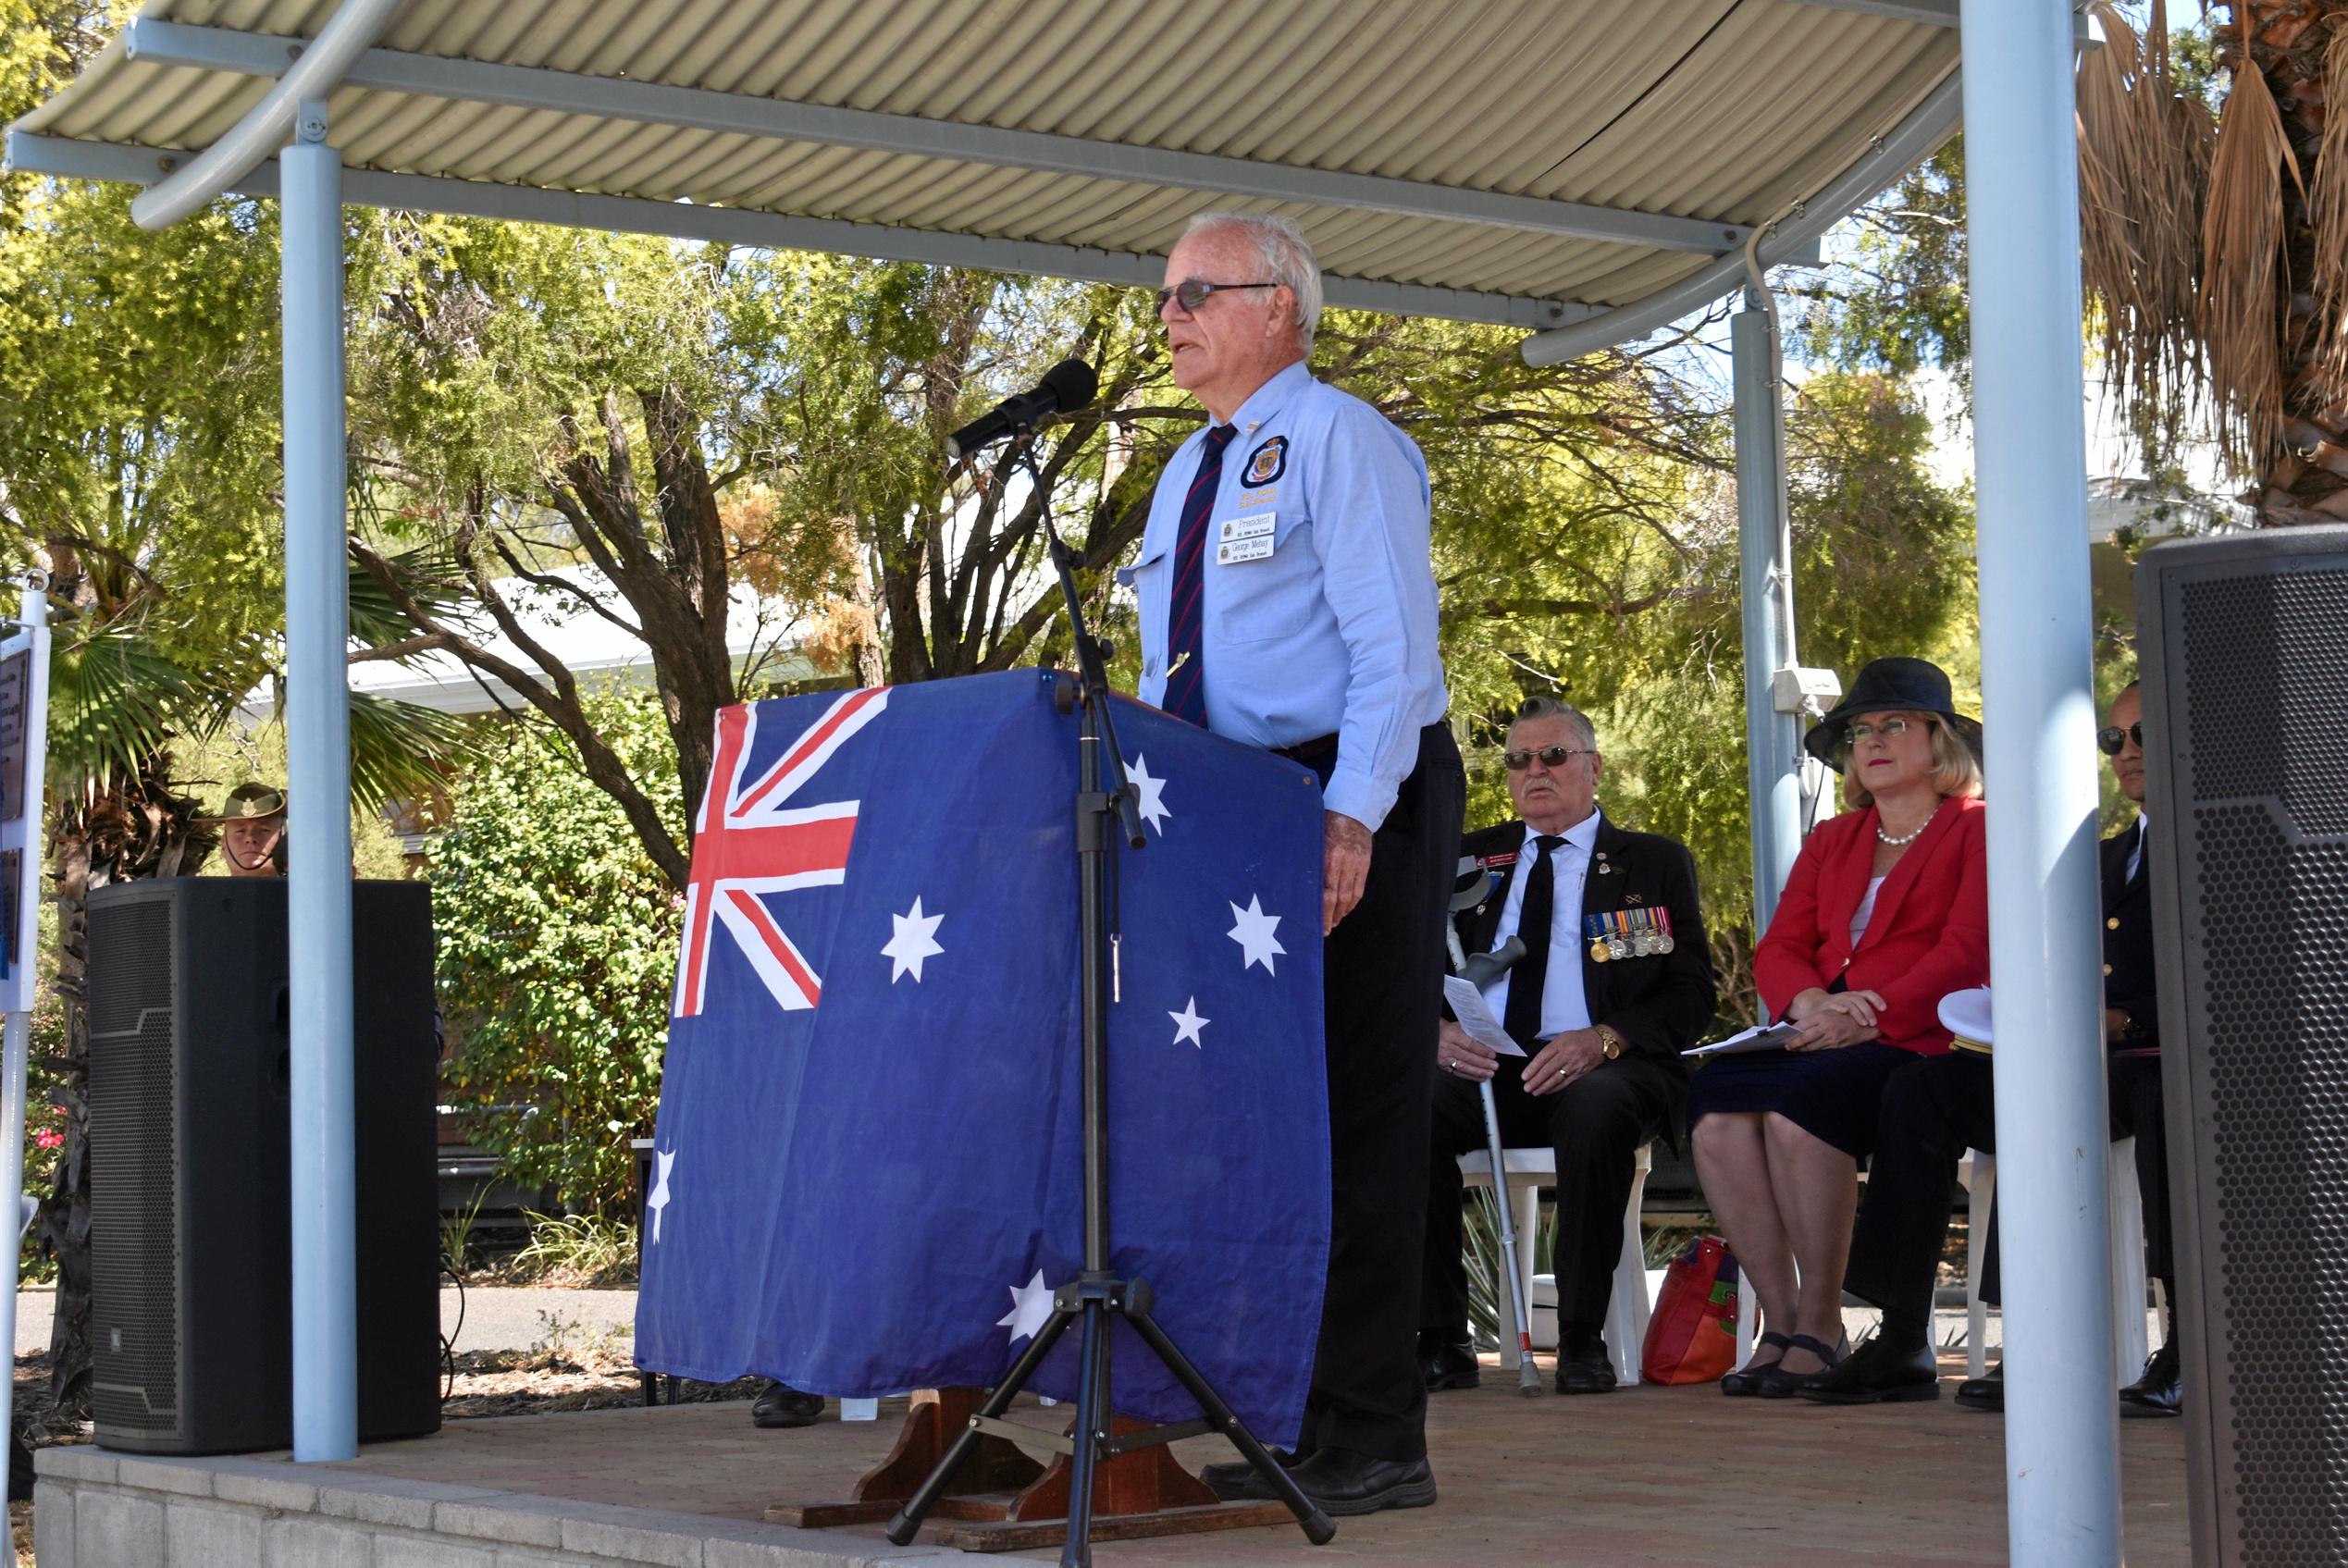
[1640,1235,1742,1385]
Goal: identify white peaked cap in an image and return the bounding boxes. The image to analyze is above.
[1938,986,1994,1046]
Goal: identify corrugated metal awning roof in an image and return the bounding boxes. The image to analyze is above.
[7,0,1969,347]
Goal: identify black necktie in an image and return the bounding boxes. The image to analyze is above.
[1502,835,1564,1049]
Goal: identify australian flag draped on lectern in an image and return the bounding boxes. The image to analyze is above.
[636,669,1330,1445]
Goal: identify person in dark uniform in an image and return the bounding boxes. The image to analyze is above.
[1125,212,1461,1516]
[1801,680,2178,1413]
[1418,697,1716,1394]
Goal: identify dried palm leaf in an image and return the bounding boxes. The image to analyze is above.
[2199,17,2304,471]
[2307,19,2348,409]
[2078,3,2215,456]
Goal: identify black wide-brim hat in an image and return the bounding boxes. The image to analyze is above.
[1802,657,1983,772]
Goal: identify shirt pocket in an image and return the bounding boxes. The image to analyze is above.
[1117,544,1171,678]
[1215,515,1316,644]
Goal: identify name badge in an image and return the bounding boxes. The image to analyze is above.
[1217,535,1276,564]
[1217,513,1275,544]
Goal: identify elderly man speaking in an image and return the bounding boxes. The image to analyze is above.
[1123,212,1461,1516]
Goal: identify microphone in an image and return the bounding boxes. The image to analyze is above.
[945,359,1098,461]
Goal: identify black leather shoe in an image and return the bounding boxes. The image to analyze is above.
[1797,1334,1938,1404]
[1200,1448,1304,1501]
[749,1379,823,1428]
[1420,1338,1481,1391]
[1954,1361,2004,1413]
[2119,1344,2182,1418]
[1554,1337,1618,1395]
[1281,1448,1438,1516]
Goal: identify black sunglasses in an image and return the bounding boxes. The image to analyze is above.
[1155,278,1280,315]
[2096,722,2144,756]
[1504,746,1594,772]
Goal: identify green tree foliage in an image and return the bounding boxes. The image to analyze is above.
[430,692,683,1214]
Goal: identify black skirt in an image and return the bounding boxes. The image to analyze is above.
[1683,1042,1917,1159]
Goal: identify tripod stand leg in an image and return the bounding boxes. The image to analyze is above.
[885,1307,1075,1545]
[1124,1308,1337,1545]
[1058,1300,1111,1568]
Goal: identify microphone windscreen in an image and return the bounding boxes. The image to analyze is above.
[1041,358,1098,412]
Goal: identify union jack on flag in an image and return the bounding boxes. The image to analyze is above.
[636,671,1332,1446]
[673,688,888,1019]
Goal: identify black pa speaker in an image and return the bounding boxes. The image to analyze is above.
[2136,525,2348,1564]
[84,876,442,1453]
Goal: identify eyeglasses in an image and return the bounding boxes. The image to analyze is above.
[1841,716,1933,748]
[2096,722,2144,756]
[1155,278,1280,315]
[1504,746,1595,771]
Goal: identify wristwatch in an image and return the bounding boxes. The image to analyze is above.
[1595,1025,1625,1061]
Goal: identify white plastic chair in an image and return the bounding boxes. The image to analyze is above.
[1459,1142,1653,1385]
[1961,1140,2148,1384]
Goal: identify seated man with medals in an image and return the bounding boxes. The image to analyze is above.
[1419,698,1717,1394]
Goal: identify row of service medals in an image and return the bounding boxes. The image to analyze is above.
[1584,907,1674,963]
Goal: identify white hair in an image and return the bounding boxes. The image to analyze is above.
[1511,695,1598,753]
[1184,211,1324,356]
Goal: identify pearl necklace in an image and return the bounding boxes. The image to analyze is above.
[1877,819,1929,846]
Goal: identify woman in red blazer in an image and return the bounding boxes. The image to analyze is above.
[1689,659,1989,1397]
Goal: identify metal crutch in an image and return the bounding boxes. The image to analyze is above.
[1447,860,1544,1396]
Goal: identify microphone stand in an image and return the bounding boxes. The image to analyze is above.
[885,437,1333,1565]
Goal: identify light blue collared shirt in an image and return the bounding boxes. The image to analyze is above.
[1119,361,1449,831]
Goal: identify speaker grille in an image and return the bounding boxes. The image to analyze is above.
[2183,570,2348,834]
[2190,808,2348,1558]
[86,896,179,1438]
[2177,563,2348,1560]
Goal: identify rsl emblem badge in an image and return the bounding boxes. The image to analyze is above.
[1243,435,1287,487]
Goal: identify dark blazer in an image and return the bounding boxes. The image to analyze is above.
[1453,815,1717,1073]
[2102,818,2158,1051]
[1752,794,1989,1055]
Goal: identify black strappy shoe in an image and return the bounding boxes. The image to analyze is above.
[1721,1330,1794,1397]
[1755,1333,1844,1400]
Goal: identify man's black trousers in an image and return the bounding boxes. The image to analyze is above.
[1304,722,1463,1463]
[1422,1053,1677,1344]
[1843,1050,2176,1325]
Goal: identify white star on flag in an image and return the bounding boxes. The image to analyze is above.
[997,1268,1056,1343]
[1227,895,1286,974]
[1127,754,1171,834]
[883,896,945,982]
[647,1147,676,1244]
[1169,996,1210,1048]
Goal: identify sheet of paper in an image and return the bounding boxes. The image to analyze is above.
[1442,975,1527,1057]
[1683,1021,1803,1057]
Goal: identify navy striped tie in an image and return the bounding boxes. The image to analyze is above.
[1163,423,1237,728]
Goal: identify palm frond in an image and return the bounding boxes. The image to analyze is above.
[2078,3,2213,454]
[2198,16,2302,473]
[347,541,472,658]
[43,623,236,800]
[347,689,474,812]
[2309,20,2348,410]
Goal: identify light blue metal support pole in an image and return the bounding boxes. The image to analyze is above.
[281,98,358,1463]
[1733,290,1804,930]
[1959,6,2121,1562]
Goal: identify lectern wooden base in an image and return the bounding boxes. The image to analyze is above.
[766,1389,1293,1552]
